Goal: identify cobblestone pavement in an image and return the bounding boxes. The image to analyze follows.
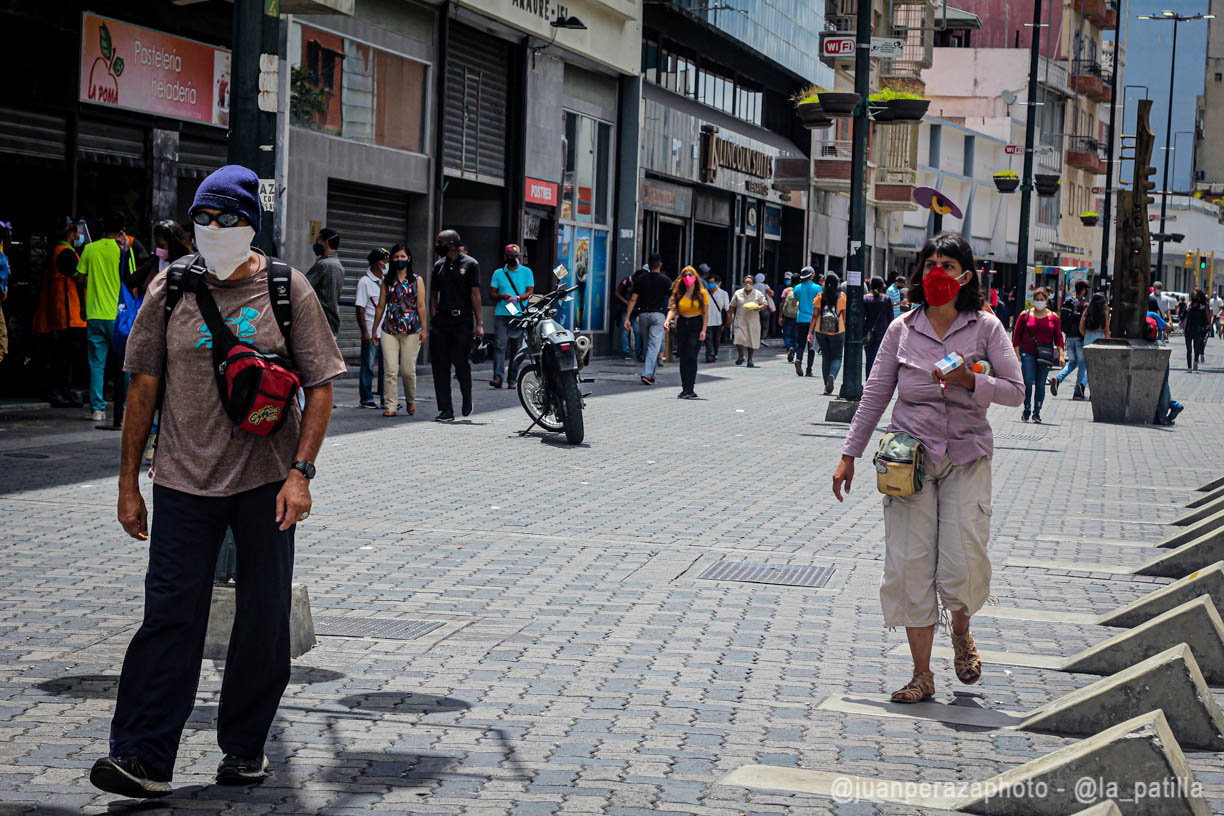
[2,341,1224,815]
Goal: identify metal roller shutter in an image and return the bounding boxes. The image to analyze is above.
[177,132,228,179]
[78,117,146,166]
[443,23,508,182]
[0,109,67,165]
[325,179,410,357]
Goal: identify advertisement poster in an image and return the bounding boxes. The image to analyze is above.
[80,13,230,128]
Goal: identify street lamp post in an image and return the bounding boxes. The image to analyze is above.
[1099,5,1132,283]
[1013,0,1046,317]
[1137,11,1213,282]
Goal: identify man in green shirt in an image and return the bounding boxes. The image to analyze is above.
[77,212,134,420]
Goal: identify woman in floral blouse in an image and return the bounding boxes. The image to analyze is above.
[372,244,427,416]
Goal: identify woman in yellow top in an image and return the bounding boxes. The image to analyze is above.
[806,272,847,394]
[665,266,709,399]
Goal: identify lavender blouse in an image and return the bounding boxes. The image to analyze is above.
[843,308,1025,465]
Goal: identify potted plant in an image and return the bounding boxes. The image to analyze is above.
[793,86,834,129]
[1080,211,1099,227]
[1034,174,1061,197]
[817,91,860,116]
[993,171,1019,193]
[869,88,930,122]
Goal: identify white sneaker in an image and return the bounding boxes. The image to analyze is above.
[90,409,105,422]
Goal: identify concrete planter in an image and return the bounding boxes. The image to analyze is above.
[204,582,317,660]
[1083,340,1171,424]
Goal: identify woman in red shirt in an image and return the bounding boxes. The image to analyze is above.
[1011,287,1065,423]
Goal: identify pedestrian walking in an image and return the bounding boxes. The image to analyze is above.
[1185,289,1210,371]
[1081,291,1110,348]
[753,271,774,344]
[304,227,343,337]
[665,265,709,399]
[354,247,387,408]
[76,211,136,422]
[372,244,426,416]
[863,276,894,377]
[613,269,634,359]
[1012,287,1064,423]
[704,269,730,362]
[33,219,87,407]
[1210,291,1223,337]
[1050,280,1089,400]
[92,165,345,799]
[729,273,768,367]
[790,267,820,377]
[0,221,10,365]
[832,231,1024,704]
[808,273,846,394]
[429,230,481,421]
[886,273,904,320]
[779,273,799,356]
[622,255,670,385]
[489,243,534,389]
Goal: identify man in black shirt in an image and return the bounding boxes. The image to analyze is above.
[622,255,671,385]
[430,229,483,421]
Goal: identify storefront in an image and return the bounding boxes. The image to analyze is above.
[442,0,640,341]
[638,90,807,289]
[0,4,233,396]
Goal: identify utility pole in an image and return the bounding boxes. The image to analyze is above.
[1138,11,1214,282]
[1099,0,1126,282]
[1014,0,1044,314]
[832,0,872,414]
[229,0,280,255]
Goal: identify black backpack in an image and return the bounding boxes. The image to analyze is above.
[1059,296,1083,334]
[818,292,840,333]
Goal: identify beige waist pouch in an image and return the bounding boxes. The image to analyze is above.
[873,432,925,497]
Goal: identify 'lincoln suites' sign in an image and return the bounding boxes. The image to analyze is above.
[699,125,774,184]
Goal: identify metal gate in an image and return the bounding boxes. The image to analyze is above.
[443,23,508,182]
[325,180,411,357]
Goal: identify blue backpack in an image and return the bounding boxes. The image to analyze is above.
[111,242,143,356]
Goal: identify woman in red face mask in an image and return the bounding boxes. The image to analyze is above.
[831,232,1025,704]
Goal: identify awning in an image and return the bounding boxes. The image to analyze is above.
[939,6,984,30]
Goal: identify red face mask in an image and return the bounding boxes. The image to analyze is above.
[923,265,964,308]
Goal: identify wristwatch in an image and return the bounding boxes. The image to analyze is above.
[291,461,316,480]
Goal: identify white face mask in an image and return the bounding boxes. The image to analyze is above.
[1032,299,1047,310]
[194,223,255,280]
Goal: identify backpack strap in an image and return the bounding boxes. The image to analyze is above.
[266,257,293,353]
[163,253,200,329]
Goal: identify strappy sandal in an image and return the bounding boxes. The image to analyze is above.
[952,629,982,685]
[890,671,934,704]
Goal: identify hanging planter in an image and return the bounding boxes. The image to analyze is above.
[869,88,930,123]
[1034,174,1061,197]
[793,86,835,129]
[993,171,1020,193]
[816,92,860,116]
[1080,211,1099,227]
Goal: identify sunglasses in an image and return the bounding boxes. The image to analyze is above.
[192,211,246,228]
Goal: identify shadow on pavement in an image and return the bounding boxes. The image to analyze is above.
[336,691,470,714]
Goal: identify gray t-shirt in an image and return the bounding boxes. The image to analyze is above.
[305,254,345,336]
[124,260,346,497]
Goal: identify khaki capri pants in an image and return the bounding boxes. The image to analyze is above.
[381,332,421,410]
[881,454,993,628]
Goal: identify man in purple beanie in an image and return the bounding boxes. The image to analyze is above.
[90,165,345,798]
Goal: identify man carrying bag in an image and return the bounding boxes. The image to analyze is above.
[90,166,345,798]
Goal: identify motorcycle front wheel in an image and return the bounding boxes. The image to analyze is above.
[516,366,565,433]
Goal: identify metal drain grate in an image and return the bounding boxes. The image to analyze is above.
[995,433,1047,441]
[4,452,50,459]
[315,617,445,640]
[697,562,836,588]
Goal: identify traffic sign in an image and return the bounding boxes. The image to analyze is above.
[1004,145,1022,155]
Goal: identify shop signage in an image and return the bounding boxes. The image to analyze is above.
[744,201,758,236]
[525,177,559,207]
[79,13,231,128]
[764,204,782,240]
[745,180,770,196]
[640,179,692,218]
[1004,145,1023,154]
[259,179,276,213]
[703,136,774,182]
[512,0,572,21]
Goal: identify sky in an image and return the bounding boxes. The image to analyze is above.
[1115,0,1211,190]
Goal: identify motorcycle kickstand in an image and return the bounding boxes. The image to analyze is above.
[517,417,542,437]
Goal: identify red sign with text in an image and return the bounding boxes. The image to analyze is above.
[525,178,558,208]
[1004,145,1022,155]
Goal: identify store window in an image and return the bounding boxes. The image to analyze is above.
[290,23,427,152]
[558,110,615,332]
[644,38,762,126]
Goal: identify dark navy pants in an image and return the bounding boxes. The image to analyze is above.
[109,480,294,779]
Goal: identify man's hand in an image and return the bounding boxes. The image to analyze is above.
[118,486,148,540]
[699,329,707,341]
[276,470,312,531]
[833,455,855,502]
[623,318,632,332]
[418,329,427,345]
[474,322,485,338]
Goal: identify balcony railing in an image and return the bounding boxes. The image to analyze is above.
[1070,60,1106,99]
[1066,135,1107,174]
[812,139,853,191]
[871,125,919,210]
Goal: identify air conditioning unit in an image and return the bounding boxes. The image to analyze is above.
[1198,170,1207,180]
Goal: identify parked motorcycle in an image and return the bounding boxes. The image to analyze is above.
[508,281,590,444]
